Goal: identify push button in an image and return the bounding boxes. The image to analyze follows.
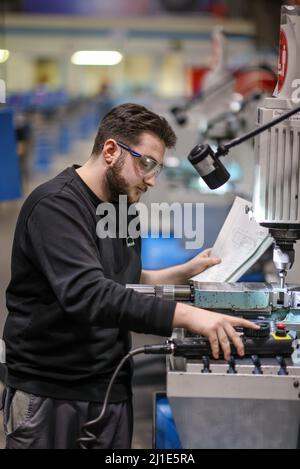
[276,324,287,338]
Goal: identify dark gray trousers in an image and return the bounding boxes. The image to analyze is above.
[2,387,133,449]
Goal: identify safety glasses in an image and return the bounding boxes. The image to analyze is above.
[117,141,163,177]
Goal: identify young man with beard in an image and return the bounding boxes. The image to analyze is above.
[3,103,259,449]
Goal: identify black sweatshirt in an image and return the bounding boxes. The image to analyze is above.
[4,166,176,402]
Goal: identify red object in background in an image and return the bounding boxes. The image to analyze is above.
[188,68,210,95]
[210,1,228,18]
[187,66,277,98]
[234,70,277,95]
[277,30,288,94]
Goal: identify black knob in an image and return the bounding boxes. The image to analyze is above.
[276,356,289,376]
[201,355,212,374]
[251,355,263,375]
[227,356,237,374]
[244,322,270,338]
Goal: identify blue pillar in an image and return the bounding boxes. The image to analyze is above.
[0,108,22,201]
[33,134,54,173]
[155,393,182,449]
[58,123,72,155]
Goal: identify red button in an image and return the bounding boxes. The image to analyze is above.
[276,324,286,330]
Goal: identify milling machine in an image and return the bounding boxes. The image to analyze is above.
[127,5,300,449]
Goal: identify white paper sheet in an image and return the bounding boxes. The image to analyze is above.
[191,196,273,282]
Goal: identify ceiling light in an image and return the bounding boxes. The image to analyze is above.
[71,51,123,66]
[0,50,10,64]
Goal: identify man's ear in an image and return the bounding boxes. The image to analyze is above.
[102,139,119,166]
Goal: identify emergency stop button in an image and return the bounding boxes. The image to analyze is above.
[276,324,287,338]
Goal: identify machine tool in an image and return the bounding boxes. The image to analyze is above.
[170,26,276,129]
[187,6,300,290]
[126,279,300,449]
[126,5,300,449]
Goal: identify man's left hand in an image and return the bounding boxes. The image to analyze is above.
[186,248,221,278]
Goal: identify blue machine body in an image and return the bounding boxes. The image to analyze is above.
[154,393,181,449]
[0,108,22,201]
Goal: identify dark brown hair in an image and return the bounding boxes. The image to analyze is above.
[92,103,177,156]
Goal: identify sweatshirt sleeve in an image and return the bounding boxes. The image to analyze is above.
[26,194,176,337]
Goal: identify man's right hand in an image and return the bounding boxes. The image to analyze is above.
[172,303,260,361]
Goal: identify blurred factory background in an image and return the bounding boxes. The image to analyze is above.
[0,0,299,449]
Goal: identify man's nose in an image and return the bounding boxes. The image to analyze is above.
[143,173,156,187]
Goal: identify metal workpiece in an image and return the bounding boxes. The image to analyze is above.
[126,284,192,301]
[155,285,192,301]
[126,284,156,296]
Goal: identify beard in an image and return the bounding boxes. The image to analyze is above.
[105,154,143,204]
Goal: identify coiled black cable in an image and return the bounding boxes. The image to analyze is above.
[77,343,173,449]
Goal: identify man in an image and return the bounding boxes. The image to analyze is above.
[3,103,258,449]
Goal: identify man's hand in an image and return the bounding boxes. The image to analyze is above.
[173,303,260,361]
[186,248,221,278]
[140,249,221,285]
